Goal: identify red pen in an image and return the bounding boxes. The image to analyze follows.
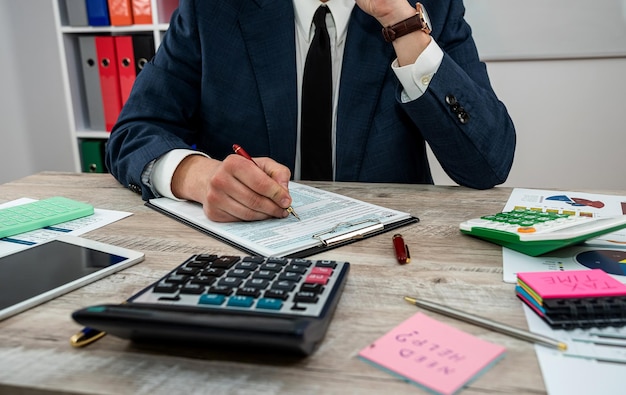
[393,233,410,264]
[232,144,254,161]
[232,144,300,220]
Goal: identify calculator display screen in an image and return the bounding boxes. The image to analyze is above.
[0,240,126,310]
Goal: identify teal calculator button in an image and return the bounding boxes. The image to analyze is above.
[256,298,283,310]
[199,294,225,305]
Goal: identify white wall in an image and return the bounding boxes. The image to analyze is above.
[0,0,74,185]
[493,58,626,190]
[464,0,626,60]
[0,2,31,183]
[428,57,626,190]
[430,0,626,190]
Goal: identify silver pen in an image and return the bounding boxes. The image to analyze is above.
[404,296,567,351]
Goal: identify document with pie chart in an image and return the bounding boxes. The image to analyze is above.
[501,188,626,283]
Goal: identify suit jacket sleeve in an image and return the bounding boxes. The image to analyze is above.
[403,0,516,189]
[105,0,206,200]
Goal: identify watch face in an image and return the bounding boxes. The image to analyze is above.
[417,2,432,33]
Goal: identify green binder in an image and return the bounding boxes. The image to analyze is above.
[80,140,106,173]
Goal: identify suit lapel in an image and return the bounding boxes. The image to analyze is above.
[238,0,298,169]
[335,8,395,180]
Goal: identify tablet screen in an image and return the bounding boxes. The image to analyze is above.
[0,239,130,312]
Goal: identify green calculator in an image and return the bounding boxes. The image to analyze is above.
[0,197,94,239]
[459,209,626,256]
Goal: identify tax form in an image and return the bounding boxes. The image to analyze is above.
[147,182,416,257]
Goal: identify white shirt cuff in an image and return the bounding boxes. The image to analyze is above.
[152,149,210,200]
[392,38,444,102]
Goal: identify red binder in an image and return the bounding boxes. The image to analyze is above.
[95,36,123,132]
[114,36,136,105]
[131,0,152,24]
[107,0,133,26]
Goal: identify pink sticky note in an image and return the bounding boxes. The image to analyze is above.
[517,269,626,299]
[358,312,506,395]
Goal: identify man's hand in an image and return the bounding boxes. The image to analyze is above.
[355,0,416,28]
[355,0,431,66]
[171,154,293,222]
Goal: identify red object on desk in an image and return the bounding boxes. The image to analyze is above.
[393,233,410,264]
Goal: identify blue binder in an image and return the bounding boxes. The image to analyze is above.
[85,0,110,26]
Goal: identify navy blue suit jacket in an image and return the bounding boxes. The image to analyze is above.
[106,0,516,200]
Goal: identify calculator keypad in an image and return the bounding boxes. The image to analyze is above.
[470,209,591,234]
[132,255,348,317]
[0,196,94,238]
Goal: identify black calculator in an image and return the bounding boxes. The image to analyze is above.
[72,254,349,356]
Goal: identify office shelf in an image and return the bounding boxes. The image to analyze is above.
[52,0,178,173]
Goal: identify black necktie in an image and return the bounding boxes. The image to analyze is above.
[301,6,332,181]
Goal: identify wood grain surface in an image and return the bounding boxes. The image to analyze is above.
[2,172,607,394]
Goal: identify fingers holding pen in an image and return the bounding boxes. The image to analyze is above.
[207,155,292,222]
[170,152,294,222]
[231,155,293,213]
[253,157,293,204]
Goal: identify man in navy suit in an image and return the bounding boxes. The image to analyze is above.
[106,0,516,222]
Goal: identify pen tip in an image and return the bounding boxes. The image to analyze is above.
[404,296,417,304]
[558,342,568,351]
[288,207,301,220]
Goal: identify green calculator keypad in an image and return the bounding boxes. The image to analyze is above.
[481,210,570,228]
[460,208,626,256]
[0,197,94,238]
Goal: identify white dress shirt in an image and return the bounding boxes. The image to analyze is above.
[146,0,443,200]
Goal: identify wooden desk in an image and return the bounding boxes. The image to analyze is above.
[0,172,577,394]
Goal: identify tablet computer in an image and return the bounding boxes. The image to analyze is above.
[0,235,144,321]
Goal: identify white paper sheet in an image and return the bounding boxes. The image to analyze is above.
[501,189,626,283]
[148,182,414,257]
[523,305,626,395]
[0,198,132,257]
[500,189,626,394]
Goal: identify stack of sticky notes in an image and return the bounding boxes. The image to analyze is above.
[516,269,626,329]
[358,312,506,395]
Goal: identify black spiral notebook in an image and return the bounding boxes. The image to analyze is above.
[516,269,626,329]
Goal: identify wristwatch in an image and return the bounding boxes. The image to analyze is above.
[382,2,432,43]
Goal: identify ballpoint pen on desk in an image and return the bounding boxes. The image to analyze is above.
[392,234,410,264]
[70,300,132,347]
[404,296,568,351]
[232,144,300,220]
[70,326,106,347]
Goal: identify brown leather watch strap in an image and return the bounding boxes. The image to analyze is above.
[382,13,426,43]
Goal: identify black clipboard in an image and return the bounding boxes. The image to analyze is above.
[145,201,418,258]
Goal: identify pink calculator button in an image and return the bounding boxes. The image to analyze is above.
[305,273,329,285]
[311,267,333,276]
